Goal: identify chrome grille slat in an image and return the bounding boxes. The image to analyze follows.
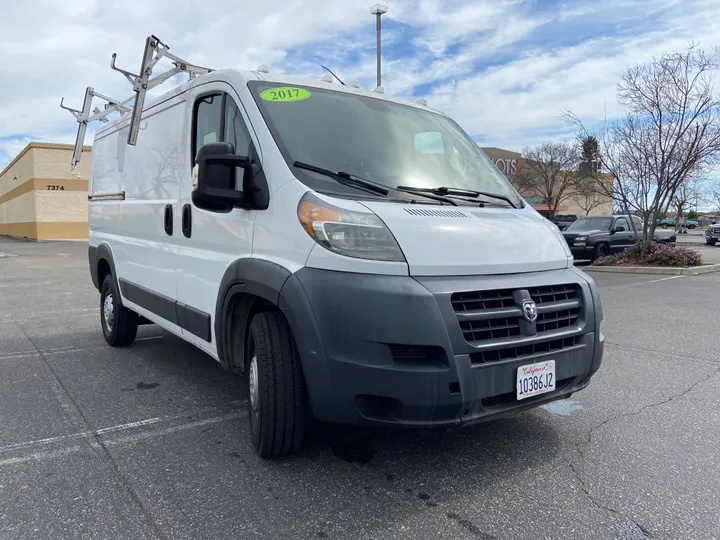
[451,283,583,349]
[456,306,523,321]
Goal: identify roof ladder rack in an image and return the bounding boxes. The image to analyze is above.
[60,34,212,168]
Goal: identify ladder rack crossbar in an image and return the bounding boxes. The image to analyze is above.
[60,34,212,168]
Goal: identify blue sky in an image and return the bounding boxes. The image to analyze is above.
[2,0,720,186]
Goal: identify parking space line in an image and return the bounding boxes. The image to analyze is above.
[646,275,685,284]
[0,412,244,468]
[0,403,244,455]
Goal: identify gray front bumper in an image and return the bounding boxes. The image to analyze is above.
[279,266,604,427]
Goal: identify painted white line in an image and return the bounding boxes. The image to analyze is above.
[646,275,685,284]
[135,336,164,342]
[0,351,42,360]
[0,412,244,468]
[105,412,243,447]
[0,405,243,454]
[0,345,99,361]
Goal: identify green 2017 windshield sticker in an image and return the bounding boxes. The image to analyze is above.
[260,87,311,102]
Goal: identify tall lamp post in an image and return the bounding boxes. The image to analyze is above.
[370,4,388,88]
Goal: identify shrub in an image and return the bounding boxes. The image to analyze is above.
[592,241,703,267]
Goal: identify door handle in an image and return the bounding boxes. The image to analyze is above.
[182,204,192,238]
[164,204,173,236]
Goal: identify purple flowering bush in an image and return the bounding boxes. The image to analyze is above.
[593,241,703,267]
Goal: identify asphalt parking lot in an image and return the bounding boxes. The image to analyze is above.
[1,237,719,540]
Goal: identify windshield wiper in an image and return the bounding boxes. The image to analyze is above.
[396,185,518,209]
[293,161,389,196]
[394,187,458,206]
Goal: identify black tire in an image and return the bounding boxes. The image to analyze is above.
[592,243,608,261]
[661,223,668,229]
[707,239,717,246]
[688,225,696,230]
[246,311,306,458]
[100,274,138,346]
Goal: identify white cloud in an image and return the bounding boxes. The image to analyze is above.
[1,0,720,171]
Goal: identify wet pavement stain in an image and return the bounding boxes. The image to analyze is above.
[328,438,375,464]
[540,399,583,417]
[228,452,245,463]
[446,512,496,539]
[136,381,160,390]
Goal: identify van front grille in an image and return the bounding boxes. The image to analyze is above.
[451,284,583,345]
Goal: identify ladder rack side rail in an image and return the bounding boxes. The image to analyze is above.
[71,87,95,169]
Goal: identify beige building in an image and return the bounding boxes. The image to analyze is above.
[0,143,91,240]
[481,146,614,217]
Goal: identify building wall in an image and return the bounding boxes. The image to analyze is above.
[480,146,614,216]
[0,143,91,240]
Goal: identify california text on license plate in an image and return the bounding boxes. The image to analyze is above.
[516,360,555,400]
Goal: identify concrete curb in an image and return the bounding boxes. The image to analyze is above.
[583,264,720,275]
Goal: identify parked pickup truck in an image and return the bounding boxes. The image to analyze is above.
[658,217,698,229]
[563,215,676,262]
[552,214,578,231]
[706,222,720,245]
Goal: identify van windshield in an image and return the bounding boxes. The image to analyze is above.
[248,81,522,206]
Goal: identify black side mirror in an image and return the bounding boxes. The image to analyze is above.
[193,142,251,212]
[614,226,625,232]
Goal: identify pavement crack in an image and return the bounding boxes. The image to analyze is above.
[14,323,169,540]
[567,459,655,539]
[567,366,720,539]
[578,365,720,454]
[605,341,720,366]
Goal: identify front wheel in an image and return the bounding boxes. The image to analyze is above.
[100,274,138,346]
[688,225,695,229]
[707,239,717,246]
[592,243,608,261]
[246,311,307,458]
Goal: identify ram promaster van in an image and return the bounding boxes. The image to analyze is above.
[65,36,604,457]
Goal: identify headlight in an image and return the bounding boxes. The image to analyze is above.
[574,236,587,242]
[297,192,406,262]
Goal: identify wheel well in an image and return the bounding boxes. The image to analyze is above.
[225,292,278,375]
[97,258,111,285]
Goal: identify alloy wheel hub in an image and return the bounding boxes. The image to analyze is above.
[103,293,114,331]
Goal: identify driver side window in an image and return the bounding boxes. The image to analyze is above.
[615,218,629,231]
[193,94,223,162]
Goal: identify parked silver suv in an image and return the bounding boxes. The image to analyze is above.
[706,222,720,246]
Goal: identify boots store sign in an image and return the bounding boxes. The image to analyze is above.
[494,158,521,177]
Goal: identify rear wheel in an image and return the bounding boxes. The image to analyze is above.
[100,274,138,346]
[246,311,307,458]
[707,239,717,246]
[592,243,608,261]
[661,223,668,229]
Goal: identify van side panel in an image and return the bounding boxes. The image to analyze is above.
[89,96,186,336]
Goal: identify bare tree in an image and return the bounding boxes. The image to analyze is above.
[712,182,720,212]
[571,178,607,215]
[564,42,720,246]
[514,141,581,218]
[670,177,707,233]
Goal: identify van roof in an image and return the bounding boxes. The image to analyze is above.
[94,67,444,137]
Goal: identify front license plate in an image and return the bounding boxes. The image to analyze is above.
[516,360,555,400]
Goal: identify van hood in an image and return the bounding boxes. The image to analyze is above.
[359,202,572,276]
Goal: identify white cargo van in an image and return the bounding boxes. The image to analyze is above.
[70,37,604,457]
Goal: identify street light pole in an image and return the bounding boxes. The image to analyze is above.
[369,4,388,88]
